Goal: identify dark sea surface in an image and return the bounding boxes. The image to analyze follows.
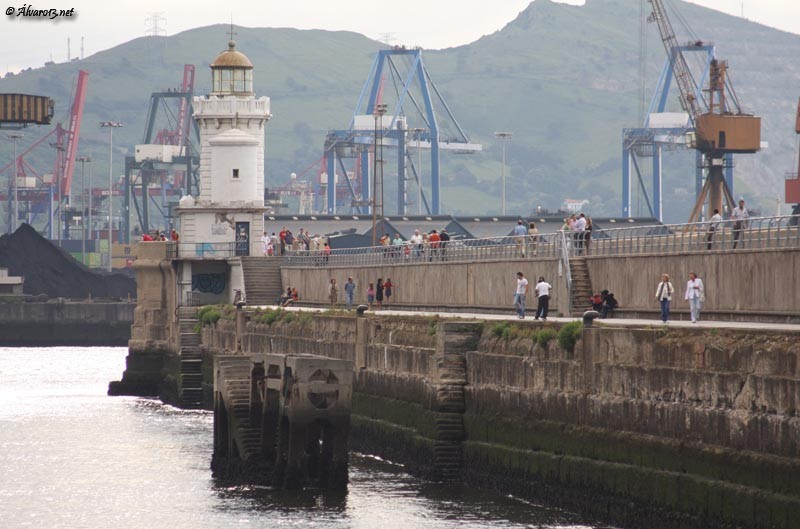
[0,347,611,529]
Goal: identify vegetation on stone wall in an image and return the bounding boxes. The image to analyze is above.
[537,328,557,348]
[557,321,583,353]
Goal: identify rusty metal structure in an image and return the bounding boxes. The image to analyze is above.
[647,0,761,222]
[212,352,353,488]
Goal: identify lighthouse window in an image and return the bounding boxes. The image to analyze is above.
[232,168,240,179]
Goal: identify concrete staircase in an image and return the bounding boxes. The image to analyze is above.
[217,357,262,462]
[240,257,284,306]
[178,307,204,409]
[569,257,594,316]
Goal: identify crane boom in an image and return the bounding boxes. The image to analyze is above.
[647,0,703,122]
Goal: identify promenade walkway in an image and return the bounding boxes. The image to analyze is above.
[261,305,800,333]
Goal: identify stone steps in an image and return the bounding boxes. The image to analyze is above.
[240,257,284,305]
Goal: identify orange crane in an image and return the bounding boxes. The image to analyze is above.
[647,0,760,222]
[0,70,88,237]
[787,97,800,211]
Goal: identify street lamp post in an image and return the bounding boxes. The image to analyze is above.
[100,121,122,271]
[6,133,23,234]
[77,156,91,265]
[408,128,425,215]
[372,104,388,246]
[494,131,513,215]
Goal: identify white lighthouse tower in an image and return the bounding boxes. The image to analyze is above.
[176,38,272,304]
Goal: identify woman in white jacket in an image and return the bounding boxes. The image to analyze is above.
[684,272,705,323]
[655,273,674,323]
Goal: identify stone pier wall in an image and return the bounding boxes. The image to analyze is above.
[198,312,800,528]
[0,301,134,345]
[280,247,800,321]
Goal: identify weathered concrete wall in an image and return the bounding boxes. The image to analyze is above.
[281,259,567,314]
[586,248,800,317]
[280,248,800,320]
[198,312,800,528]
[0,301,134,345]
[110,242,179,398]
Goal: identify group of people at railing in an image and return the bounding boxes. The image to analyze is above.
[262,228,331,260]
[326,277,394,310]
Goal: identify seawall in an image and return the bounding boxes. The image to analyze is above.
[0,301,134,345]
[280,247,800,321]
[196,310,800,529]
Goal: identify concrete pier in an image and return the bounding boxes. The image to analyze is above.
[211,352,353,488]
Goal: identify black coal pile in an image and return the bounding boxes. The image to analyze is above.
[0,224,136,300]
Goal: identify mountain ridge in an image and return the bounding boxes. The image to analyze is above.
[1,0,798,224]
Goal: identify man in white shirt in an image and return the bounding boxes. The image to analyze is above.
[731,199,749,249]
[534,276,552,320]
[684,272,705,323]
[574,213,587,255]
[514,271,529,319]
[409,229,423,259]
[707,208,722,250]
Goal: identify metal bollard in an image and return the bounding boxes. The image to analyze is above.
[582,310,601,327]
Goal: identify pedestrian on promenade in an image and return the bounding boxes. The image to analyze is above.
[384,278,393,307]
[513,220,527,257]
[527,222,539,257]
[574,213,587,255]
[328,278,338,308]
[376,278,384,309]
[261,232,270,256]
[439,229,450,261]
[655,273,674,323]
[534,276,552,320]
[584,217,593,255]
[731,199,749,249]
[429,230,441,261]
[514,272,529,319]
[684,272,704,323]
[367,283,375,310]
[707,209,722,250]
[344,277,356,309]
[410,229,423,259]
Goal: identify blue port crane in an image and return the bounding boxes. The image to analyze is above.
[322,47,481,215]
[623,0,759,222]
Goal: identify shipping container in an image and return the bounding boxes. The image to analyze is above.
[0,94,55,125]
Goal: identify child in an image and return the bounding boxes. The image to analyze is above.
[367,283,375,310]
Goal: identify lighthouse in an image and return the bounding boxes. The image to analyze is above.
[175,38,272,304]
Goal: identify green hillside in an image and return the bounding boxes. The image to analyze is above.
[2,0,799,224]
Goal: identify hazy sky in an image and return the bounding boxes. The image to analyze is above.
[1,0,799,74]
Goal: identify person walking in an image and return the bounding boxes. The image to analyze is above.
[410,229,423,259]
[514,272,529,319]
[439,229,450,261]
[527,222,539,257]
[328,278,339,309]
[584,217,593,255]
[684,272,704,323]
[534,276,552,320]
[261,231,270,256]
[731,199,749,249]
[655,273,674,323]
[376,278,384,309]
[707,209,722,250]
[513,220,527,257]
[384,278,393,307]
[344,277,356,310]
[366,283,375,310]
[574,213,587,255]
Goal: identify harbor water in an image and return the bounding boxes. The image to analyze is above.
[0,347,611,529]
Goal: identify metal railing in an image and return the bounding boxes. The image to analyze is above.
[584,214,800,257]
[558,230,573,315]
[282,234,559,267]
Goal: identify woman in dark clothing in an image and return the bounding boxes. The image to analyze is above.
[584,217,593,255]
[376,278,384,309]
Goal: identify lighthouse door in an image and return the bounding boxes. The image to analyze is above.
[235,222,250,256]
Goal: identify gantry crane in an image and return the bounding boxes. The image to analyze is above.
[787,97,800,216]
[647,0,760,222]
[0,70,88,237]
